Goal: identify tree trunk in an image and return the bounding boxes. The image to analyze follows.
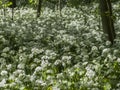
[37,0,42,17]
[8,0,16,20]
[99,0,116,44]
[9,0,16,8]
[59,0,61,16]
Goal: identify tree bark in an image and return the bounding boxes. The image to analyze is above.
[99,0,116,44]
[37,0,42,17]
[8,0,16,20]
[9,0,16,8]
[59,0,62,16]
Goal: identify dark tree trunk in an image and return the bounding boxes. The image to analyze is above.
[99,0,116,44]
[8,0,16,20]
[3,6,6,17]
[8,0,16,8]
[11,7,14,20]
[37,0,42,17]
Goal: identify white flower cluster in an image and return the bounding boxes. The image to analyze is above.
[85,66,95,78]
[0,3,120,89]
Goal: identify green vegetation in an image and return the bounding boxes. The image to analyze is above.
[0,0,120,90]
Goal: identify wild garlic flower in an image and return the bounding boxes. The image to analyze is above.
[35,66,42,72]
[35,79,46,86]
[9,82,16,88]
[62,56,71,61]
[106,41,111,46]
[41,60,48,68]
[113,50,119,55]
[1,70,8,76]
[13,70,25,77]
[2,47,10,53]
[6,64,12,70]
[54,59,61,65]
[52,86,60,90]
[17,63,25,69]
[117,58,120,62]
[30,75,36,82]
[31,48,43,55]
[91,46,98,52]
[0,79,6,87]
[85,67,95,78]
[102,48,110,56]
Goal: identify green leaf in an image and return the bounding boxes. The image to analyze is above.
[103,83,111,90]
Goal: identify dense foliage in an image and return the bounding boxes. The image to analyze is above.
[0,1,120,90]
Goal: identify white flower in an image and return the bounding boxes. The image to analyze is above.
[30,75,36,81]
[87,80,94,86]
[106,41,111,46]
[2,47,10,52]
[17,63,25,69]
[35,79,46,86]
[13,70,24,77]
[1,70,8,76]
[9,82,16,87]
[1,53,7,57]
[67,60,71,65]
[45,50,52,55]
[20,87,25,90]
[118,19,120,23]
[46,75,52,80]
[91,46,98,51]
[9,74,15,80]
[31,48,43,55]
[70,72,75,77]
[18,73,25,80]
[35,66,42,72]
[117,58,120,62]
[62,62,66,67]
[41,55,49,60]
[41,60,48,68]
[57,73,63,79]
[46,69,53,74]
[102,48,110,56]
[30,64,37,70]
[52,86,60,90]
[34,58,41,63]
[54,60,61,65]
[15,78,22,84]
[107,54,114,61]
[11,23,15,27]
[62,56,71,61]
[0,79,6,87]
[85,67,95,78]
[99,45,105,50]
[29,54,34,59]
[19,55,24,61]
[34,35,40,40]
[113,50,119,55]
[6,64,12,70]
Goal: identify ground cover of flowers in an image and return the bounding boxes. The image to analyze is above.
[0,3,120,90]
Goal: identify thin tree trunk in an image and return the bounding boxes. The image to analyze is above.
[11,8,14,20]
[3,0,6,19]
[107,0,116,38]
[99,0,116,44]
[59,0,61,16]
[9,0,16,8]
[3,6,6,18]
[9,0,16,20]
[37,0,42,17]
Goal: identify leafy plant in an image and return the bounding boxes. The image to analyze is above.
[0,1,120,89]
